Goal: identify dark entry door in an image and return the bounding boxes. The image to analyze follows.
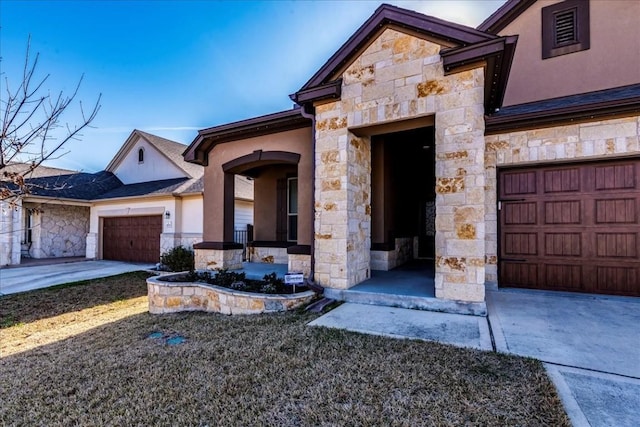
[103,216,162,263]
[499,159,640,297]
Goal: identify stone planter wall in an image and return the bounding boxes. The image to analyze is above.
[147,274,316,315]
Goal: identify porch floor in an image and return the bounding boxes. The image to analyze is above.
[352,258,435,297]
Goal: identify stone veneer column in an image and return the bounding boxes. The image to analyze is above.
[313,28,487,302]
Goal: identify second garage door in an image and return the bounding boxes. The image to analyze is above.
[103,216,162,263]
[499,158,639,297]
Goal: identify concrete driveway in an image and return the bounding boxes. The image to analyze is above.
[487,288,640,427]
[0,260,155,295]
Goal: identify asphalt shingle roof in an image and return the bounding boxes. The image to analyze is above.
[25,171,123,200]
[492,83,640,118]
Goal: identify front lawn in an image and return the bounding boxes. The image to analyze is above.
[0,273,570,426]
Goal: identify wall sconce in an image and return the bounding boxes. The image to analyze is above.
[165,211,171,220]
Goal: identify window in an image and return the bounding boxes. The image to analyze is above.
[542,0,589,59]
[287,177,298,241]
[23,209,34,244]
[138,148,145,163]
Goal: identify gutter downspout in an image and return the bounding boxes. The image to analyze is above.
[299,103,318,288]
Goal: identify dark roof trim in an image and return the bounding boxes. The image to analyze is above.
[193,241,243,250]
[486,87,640,134]
[442,35,518,112]
[477,0,536,34]
[183,108,311,166]
[296,3,496,95]
[290,79,342,105]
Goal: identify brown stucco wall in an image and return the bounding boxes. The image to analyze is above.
[500,0,640,106]
[203,126,313,245]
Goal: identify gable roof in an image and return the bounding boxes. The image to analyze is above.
[106,129,203,179]
[294,3,498,97]
[478,0,537,34]
[2,163,79,179]
[290,3,517,113]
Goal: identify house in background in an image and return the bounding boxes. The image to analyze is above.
[184,0,640,314]
[0,130,254,266]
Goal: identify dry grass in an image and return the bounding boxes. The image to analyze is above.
[0,273,570,426]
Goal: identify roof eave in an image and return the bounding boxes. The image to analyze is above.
[183,108,311,166]
[477,0,537,34]
[442,35,518,113]
[485,97,640,134]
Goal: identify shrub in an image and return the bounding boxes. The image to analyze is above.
[160,246,195,272]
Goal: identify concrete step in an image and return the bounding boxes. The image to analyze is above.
[324,288,487,316]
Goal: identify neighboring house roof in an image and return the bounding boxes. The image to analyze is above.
[94,177,190,200]
[2,162,78,178]
[24,171,123,200]
[486,83,640,133]
[107,129,204,179]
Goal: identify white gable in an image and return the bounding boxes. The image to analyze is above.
[111,137,187,184]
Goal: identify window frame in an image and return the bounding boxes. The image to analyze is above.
[138,148,145,163]
[287,177,298,242]
[542,0,590,60]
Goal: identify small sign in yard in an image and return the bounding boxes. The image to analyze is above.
[284,273,304,285]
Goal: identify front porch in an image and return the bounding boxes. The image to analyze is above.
[237,259,486,316]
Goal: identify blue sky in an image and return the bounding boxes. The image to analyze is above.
[1,0,505,172]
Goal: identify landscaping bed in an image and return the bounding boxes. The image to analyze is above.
[147,270,316,315]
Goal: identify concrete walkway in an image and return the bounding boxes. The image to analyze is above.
[0,260,154,295]
[310,289,640,427]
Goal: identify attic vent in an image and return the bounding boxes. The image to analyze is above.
[554,9,576,45]
[542,0,590,59]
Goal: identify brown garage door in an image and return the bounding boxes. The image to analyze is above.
[499,159,639,297]
[103,216,162,263]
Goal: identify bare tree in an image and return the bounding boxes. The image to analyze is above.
[0,37,101,204]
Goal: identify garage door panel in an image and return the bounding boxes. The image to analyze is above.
[543,263,584,291]
[501,262,538,287]
[103,215,161,263]
[544,200,581,224]
[544,233,582,257]
[500,170,537,197]
[543,167,580,193]
[594,198,636,223]
[594,163,636,190]
[596,266,637,294]
[503,232,538,256]
[499,158,639,297]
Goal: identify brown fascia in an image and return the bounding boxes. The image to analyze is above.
[477,0,537,34]
[183,108,311,166]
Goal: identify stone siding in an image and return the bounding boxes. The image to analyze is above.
[247,246,288,264]
[288,254,311,277]
[314,28,486,302]
[147,275,315,315]
[371,237,414,271]
[28,204,89,259]
[0,201,22,266]
[484,116,640,283]
[194,248,242,271]
[160,233,203,254]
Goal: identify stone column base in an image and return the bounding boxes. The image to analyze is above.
[288,254,311,277]
[194,242,243,270]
